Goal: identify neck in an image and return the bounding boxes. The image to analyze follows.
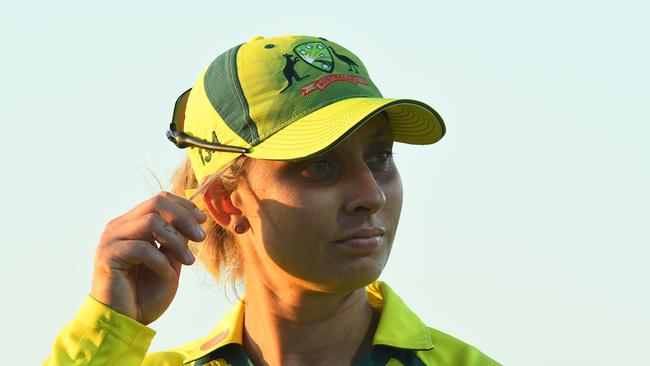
[242,277,379,366]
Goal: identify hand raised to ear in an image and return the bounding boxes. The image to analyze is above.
[91,192,206,325]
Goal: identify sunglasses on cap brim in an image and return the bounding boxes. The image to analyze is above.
[166,89,250,153]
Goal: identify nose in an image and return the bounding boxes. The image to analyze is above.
[343,163,387,216]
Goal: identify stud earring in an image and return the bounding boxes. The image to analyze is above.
[234,224,246,234]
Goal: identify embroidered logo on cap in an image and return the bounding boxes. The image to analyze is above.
[278,41,368,96]
[293,42,334,73]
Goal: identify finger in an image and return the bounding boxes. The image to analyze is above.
[104,213,195,265]
[152,220,196,265]
[159,191,207,223]
[160,246,184,276]
[154,197,206,243]
[107,240,177,280]
[131,192,206,223]
[107,194,206,242]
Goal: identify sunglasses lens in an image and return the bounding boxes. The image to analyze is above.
[172,88,192,131]
[167,88,248,154]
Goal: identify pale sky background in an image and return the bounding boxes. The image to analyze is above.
[1,0,648,364]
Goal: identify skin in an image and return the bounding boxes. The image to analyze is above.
[90,113,402,365]
[91,192,206,325]
[206,113,403,365]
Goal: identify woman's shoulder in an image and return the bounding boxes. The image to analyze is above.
[367,281,501,366]
[141,350,187,366]
[415,326,501,366]
[143,300,246,366]
[142,338,229,366]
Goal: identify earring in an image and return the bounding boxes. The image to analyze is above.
[234,223,246,234]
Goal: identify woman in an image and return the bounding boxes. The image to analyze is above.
[46,35,500,366]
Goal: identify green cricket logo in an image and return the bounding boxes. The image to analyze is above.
[280,41,367,96]
[294,42,335,73]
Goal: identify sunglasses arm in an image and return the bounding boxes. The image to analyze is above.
[166,128,249,153]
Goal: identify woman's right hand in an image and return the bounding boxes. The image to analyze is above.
[90,192,207,325]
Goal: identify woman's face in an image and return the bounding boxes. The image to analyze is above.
[234,113,403,292]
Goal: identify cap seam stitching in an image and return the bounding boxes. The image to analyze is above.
[229,47,257,145]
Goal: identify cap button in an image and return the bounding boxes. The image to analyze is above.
[250,36,265,41]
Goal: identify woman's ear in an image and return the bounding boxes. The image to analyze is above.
[203,180,242,228]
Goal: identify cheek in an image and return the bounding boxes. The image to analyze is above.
[254,185,337,253]
[383,170,404,238]
[250,187,342,283]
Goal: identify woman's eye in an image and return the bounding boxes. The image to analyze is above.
[311,161,332,171]
[300,160,336,180]
[368,150,394,165]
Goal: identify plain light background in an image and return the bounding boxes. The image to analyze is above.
[1,0,648,364]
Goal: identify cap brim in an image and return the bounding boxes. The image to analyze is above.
[247,97,445,160]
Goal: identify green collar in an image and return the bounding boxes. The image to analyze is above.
[183,281,433,364]
[366,281,434,351]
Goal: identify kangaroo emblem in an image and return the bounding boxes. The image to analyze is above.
[280,54,310,93]
[329,47,359,74]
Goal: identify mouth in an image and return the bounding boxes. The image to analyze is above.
[333,227,385,251]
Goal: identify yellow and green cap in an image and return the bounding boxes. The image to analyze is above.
[167,35,446,184]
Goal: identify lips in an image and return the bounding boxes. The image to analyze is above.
[332,227,386,252]
[334,227,385,242]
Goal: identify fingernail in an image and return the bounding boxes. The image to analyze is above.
[194,225,205,240]
[186,251,196,263]
[194,208,207,221]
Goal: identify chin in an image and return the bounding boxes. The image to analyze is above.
[311,257,388,293]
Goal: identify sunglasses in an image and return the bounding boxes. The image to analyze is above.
[166,89,250,153]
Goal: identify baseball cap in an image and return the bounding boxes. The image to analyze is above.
[167,35,445,185]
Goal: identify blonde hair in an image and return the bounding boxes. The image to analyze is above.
[170,156,249,285]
